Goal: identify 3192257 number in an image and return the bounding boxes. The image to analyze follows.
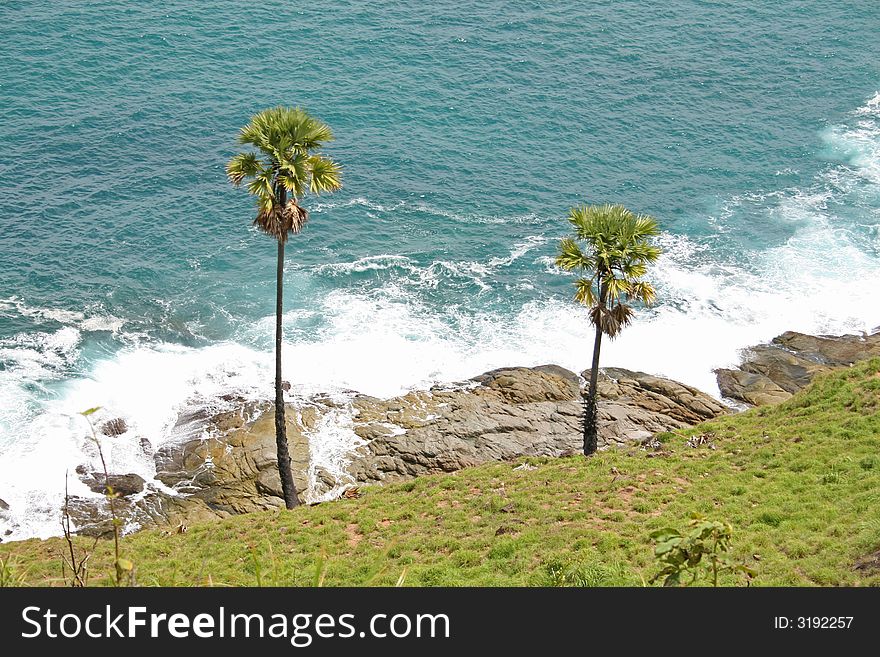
[774,617,853,629]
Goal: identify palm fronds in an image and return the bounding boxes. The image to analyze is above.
[226,106,342,241]
[556,203,661,338]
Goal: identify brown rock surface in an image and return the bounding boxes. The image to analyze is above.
[66,364,729,535]
[346,365,728,484]
[716,330,880,406]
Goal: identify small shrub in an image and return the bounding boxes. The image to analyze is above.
[650,514,754,587]
[544,560,619,587]
[452,549,481,567]
[0,556,26,587]
[820,466,846,485]
[416,566,446,586]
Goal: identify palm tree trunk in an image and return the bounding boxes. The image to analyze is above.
[584,322,602,456]
[584,281,608,456]
[274,238,299,509]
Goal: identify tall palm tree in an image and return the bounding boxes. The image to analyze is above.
[226,106,342,508]
[556,203,661,456]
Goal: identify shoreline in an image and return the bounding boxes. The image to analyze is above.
[3,327,878,544]
[2,355,879,587]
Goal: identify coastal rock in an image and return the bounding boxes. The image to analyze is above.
[473,366,581,403]
[715,369,791,407]
[716,330,880,406]
[347,365,728,483]
[153,403,310,518]
[67,402,311,534]
[66,364,728,535]
[596,368,729,444]
[81,473,146,497]
[773,331,880,366]
[738,345,827,393]
[100,418,128,437]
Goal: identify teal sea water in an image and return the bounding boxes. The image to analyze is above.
[1,1,879,538]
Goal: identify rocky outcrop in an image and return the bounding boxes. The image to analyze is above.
[715,369,791,407]
[65,364,728,536]
[346,365,727,484]
[346,367,584,484]
[153,402,310,517]
[596,368,729,443]
[773,331,880,366]
[716,330,880,406]
[66,401,311,536]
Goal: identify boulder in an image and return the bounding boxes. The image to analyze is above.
[595,368,729,446]
[738,345,826,393]
[139,436,154,456]
[598,368,728,425]
[716,329,880,406]
[347,365,728,483]
[715,369,791,407]
[153,402,309,517]
[473,366,581,403]
[82,473,146,497]
[773,331,880,366]
[100,418,128,437]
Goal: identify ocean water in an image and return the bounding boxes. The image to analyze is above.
[1,1,879,539]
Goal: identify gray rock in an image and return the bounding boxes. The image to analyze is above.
[773,330,880,366]
[82,473,146,497]
[347,365,727,483]
[473,366,581,403]
[716,329,880,406]
[598,368,728,425]
[151,402,308,519]
[715,369,791,407]
[99,418,128,437]
[139,436,154,456]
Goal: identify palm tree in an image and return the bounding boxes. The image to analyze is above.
[226,106,342,508]
[556,203,661,456]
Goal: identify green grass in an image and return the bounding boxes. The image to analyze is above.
[3,359,880,587]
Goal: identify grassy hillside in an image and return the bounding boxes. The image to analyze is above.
[2,359,880,587]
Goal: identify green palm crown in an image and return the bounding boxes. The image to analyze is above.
[226,106,342,242]
[556,203,662,337]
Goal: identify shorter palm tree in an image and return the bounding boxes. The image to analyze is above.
[556,203,661,455]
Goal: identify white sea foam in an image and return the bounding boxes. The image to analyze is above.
[821,91,880,186]
[486,235,548,268]
[0,341,276,540]
[309,196,543,225]
[302,406,368,503]
[0,296,125,334]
